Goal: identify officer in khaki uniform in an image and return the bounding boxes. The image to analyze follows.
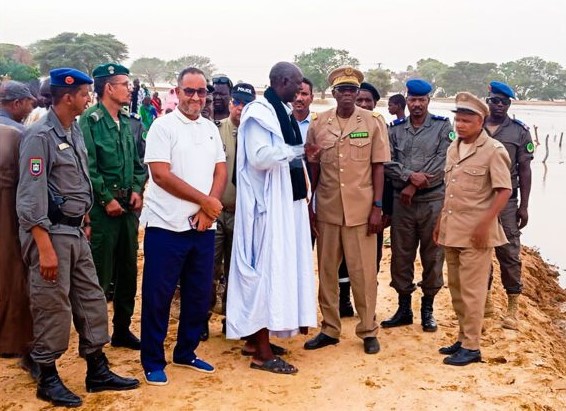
[304,66,390,355]
[434,92,511,366]
[17,68,139,407]
[79,63,146,350]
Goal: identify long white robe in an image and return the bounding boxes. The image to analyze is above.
[226,97,317,339]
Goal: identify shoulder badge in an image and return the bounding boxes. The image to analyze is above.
[372,112,383,119]
[448,131,457,141]
[311,112,318,121]
[389,118,407,127]
[525,141,535,153]
[89,109,104,123]
[512,118,530,131]
[130,112,141,120]
[214,120,222,128]
[120,107,130,116]
[431,115,449,121]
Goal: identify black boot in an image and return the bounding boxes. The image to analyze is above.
[37,363,82,407]
[339,281,354,318]
[85,350,140,393]
[380,294,413,328]
[421,295,438,332]
[111,328,141,350]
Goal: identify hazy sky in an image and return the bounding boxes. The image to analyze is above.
[2,0,566,85]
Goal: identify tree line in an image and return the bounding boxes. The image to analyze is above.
[2,33,566,101]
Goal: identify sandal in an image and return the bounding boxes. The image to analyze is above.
[241,343,288,357]
[250,357,298,374]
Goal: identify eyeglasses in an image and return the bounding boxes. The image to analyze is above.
[334,85,359,94]
[182,87,208,98]
[212,76,233,89]
[232,99,248,107]
[487,97,511,106]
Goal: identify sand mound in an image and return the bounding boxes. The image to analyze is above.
[1,242,565,410]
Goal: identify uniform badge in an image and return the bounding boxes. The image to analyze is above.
[350,132,369,139]
[526,142,535,153]
[448,131,457,141]
[30,158,43,176]
[108,65,115,74]
[64,76,74,85]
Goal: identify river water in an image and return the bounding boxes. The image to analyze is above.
[311,100,566,286]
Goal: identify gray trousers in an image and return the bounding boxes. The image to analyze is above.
[492,198,522,294]
[390,196,444,296]
[21,230,109,364]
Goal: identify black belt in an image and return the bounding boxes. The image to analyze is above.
[56,215,84,227]
[394,184,444,195]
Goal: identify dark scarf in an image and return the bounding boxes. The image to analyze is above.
[263,87,307,201]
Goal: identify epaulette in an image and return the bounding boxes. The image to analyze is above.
[493,141,505,149]
[389,118,407,127]
[214,120,222,128]
[130,112,141,120]
[431,115,449,121]
[512,118,530,131]
[311,112,318,121]
[89,109,105,123]
[372,112,383,119]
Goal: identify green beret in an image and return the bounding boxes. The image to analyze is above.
[92,63,130,78]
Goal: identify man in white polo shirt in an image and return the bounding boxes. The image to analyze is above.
[139,67,227,385]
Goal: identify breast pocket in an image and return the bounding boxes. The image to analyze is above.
[56,148,81,186]
[320,141,337,163]
[349,138,371,161]
[461,166,488,192]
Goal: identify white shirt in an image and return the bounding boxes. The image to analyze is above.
[140,108,226,232]
[295,111,311,144]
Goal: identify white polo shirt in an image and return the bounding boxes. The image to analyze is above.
[140,108,226,232]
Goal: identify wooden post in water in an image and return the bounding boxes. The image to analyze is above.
[533,125,540,145]
[542,134,550,163]
[560,132,563,148]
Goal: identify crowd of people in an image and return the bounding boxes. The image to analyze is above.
[0,60,533,406]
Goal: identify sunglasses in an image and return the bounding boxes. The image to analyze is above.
[212,76,233,89]
[487,96,511,106]
[182,87,207,98]
[334,85,359,94]
[232,98,248,107]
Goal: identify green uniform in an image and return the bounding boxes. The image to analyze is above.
[79,103,146,332]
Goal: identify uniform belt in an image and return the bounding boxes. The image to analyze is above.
[112,188,132,199]
[394,184,444,195]
[56,215,85,227]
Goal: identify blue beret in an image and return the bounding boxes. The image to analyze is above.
[489,81,515,99]
[93,63,130,78]
[50,68,93,87]
[406,79,432,96]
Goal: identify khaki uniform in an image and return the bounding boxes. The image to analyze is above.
[438,130,511,350]
[213,118,237,312]
[17,110,109,364]
[307,106,390,339]
[485,117,534,294]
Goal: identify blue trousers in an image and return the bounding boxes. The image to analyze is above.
[141,227,215,372]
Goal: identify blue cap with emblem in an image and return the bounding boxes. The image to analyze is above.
[489,81,515,99]
[406,78,432,96]
[50,68,93,87]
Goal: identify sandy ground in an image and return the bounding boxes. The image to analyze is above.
[2,233,566,410]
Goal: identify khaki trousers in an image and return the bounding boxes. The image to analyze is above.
[445,247,492,350]
[317,221,378,339]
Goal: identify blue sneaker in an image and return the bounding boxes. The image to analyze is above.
[144,369,168,386]
[172,357,215,374]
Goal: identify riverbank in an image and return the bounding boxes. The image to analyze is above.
[1,242,565,410]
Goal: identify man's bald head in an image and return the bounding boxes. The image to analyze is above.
[268,62,303,103]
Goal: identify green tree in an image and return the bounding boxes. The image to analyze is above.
[391,65,417,93]
[498,56,566,100]
[0,57,40,82]
[0,43,34,65]
[363,67,393,97]
[294,47,360,99]
[130,57,166,88]
[165,55,217,84]
[415,58,448,91]
[29,32,128,76]
[437,61,497,97]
